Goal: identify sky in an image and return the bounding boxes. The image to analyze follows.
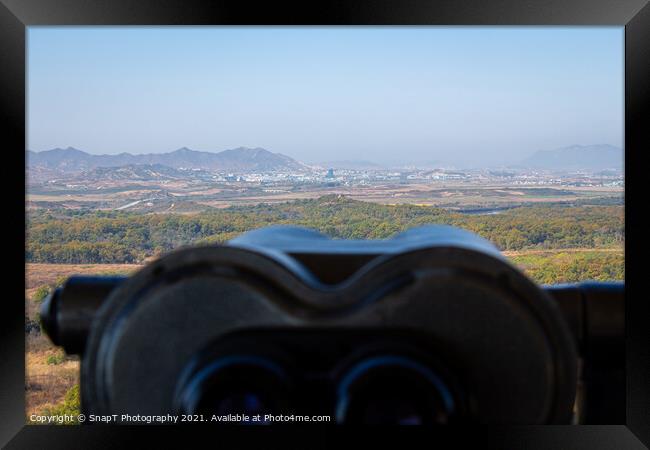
[27,26,623,166]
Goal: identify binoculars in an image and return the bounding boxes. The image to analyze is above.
[40,225,624,424]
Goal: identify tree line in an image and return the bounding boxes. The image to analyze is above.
[26,195,624,264]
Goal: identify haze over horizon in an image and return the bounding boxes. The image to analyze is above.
[28,27,623,166]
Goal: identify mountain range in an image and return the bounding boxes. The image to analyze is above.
[27,147,310,173]
[27,144,623,175]
[520,144,623,171]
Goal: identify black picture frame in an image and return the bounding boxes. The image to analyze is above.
[2,0,648,447]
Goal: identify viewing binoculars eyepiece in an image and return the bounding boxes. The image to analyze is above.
[40,225,624,424]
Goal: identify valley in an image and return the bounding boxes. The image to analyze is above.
[23,143,625,422]
[27,146,623,213]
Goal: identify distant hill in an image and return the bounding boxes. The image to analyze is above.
[27,147,95,172]
[27,146,309,173]
[522,144,623,171]
[76,164,194,181]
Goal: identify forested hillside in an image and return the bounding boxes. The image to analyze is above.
[26,195,624,265]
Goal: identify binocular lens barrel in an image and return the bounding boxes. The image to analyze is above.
[335,355,457,424]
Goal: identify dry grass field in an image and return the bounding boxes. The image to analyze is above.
[27,180,623,212]
[25,263,140,419]
[195,184,622,209]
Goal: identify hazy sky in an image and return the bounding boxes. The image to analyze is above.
[27,27,623,166]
